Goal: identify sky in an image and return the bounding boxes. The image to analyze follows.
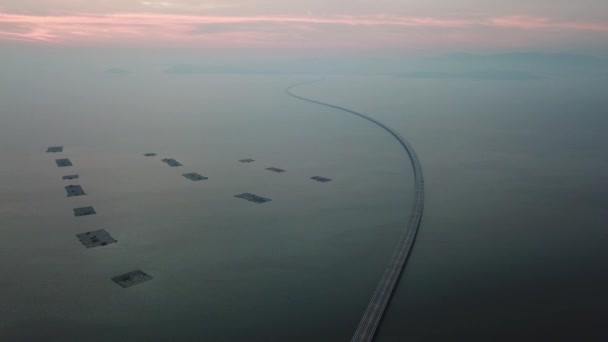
[0,1,607,54]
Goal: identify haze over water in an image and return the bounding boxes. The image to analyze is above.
[1,57,607,340]
[1,0,608,341]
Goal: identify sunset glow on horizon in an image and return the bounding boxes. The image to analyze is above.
[0,1,607,52]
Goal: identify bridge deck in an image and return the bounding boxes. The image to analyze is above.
[287,81,424,342]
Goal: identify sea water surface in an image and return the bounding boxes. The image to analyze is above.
[299,76,608,341]
[0,70,607,341]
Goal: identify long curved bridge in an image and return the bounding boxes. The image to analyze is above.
[286,80,425,342]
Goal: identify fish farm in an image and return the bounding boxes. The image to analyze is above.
[234,193,272,204]
[73,206,96,217]
[111,270,153,288]
[65,184,86,197]
[76,229,117,248]
[55,159,73,167]
[161,158,183,167]
[182,172,208,181]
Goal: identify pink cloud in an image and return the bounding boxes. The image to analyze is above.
[0,27,57,42]
[490,15,608,31]
[0,11,606,48]
[0,12,472,27]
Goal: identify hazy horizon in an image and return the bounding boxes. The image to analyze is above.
[1,1,607,341]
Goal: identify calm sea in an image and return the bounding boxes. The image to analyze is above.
[0,73,606,341]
